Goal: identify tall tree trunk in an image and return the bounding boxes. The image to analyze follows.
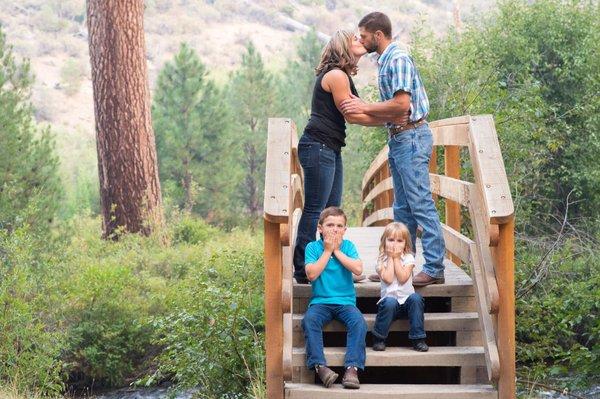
[87,0,163,238]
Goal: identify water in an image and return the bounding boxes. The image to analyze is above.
[84,387,197,399]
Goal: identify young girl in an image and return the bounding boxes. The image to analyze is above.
[372,222,428,352]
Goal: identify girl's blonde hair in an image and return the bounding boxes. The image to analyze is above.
[315,30,359,76]
[378,222,412,260]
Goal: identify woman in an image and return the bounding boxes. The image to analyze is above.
[293,30,395,284]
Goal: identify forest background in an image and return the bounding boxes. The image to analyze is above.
[0,0,598,398]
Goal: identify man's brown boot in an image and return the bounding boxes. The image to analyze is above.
[342,366,360,389]
[315,365,338,388]
[413,271,445,286]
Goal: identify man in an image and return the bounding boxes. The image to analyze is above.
[340,12,445,286]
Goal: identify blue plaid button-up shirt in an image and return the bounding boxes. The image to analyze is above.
[377,43,429,125]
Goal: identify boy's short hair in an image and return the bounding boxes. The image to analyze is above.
[358,12,392,39]
[318,206,347,226]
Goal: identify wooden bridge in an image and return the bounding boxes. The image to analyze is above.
[263,116,515,398]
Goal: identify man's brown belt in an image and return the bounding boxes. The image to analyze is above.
[388,118,427,136]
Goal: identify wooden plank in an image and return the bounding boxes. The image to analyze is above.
[496,219,516,398]
[292,346,486,367]
[429,115,472,128]
[362,177,393,207]
[293,312,479,331]
[430,174,473,207]
[265,219,284,399]
[285,384,498,399]
[264,118,294,223]
[362,207,393,227]
[441,224,473,264]
[282,246,292,313]
[468,242,500,382]
[432,124,470,146]
[468,196,500,314]
[445,145,462,266]
[468,115,514,224]
[283,312,293,381]
[289,174,304,218]
[362,146,389,190]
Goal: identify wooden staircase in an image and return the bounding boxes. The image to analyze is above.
[264,116,516,398]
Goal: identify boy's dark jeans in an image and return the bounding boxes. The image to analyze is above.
[302,304,367,370]
[372,293,426,342]
[293,135,343,281]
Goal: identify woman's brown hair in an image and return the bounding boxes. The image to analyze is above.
[315,30,359,76]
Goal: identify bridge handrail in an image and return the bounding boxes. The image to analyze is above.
[361,115,514,394]
[263,118,303,398]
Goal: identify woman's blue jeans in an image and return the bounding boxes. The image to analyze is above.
[302,304,367,370]
[293,135,343,281]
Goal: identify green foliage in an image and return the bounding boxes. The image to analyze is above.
[410,0,600,232]
[0,215,264,394]
[173,214,220,245]
[276,29,323,132]
[147,246,264,398]
[0,26,62,232]
[153,43,240,223]
[515,239,600,386]
[0,225,65,396]
[227,42,278,219]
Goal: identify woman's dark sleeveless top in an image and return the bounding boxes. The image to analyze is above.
[303,70,359,153]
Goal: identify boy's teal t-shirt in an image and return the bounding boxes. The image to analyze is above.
[305,239,360,306]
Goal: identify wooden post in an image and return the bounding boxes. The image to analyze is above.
[265,219,284,399]
[445,145,461,265]
[496,218,516,398]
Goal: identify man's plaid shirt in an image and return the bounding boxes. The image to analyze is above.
[377,42,430,126]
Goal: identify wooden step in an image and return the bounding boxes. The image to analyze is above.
[294,280,474,298]
[292,346,486,367]
[285,383,498,399]
[292,312,479,334]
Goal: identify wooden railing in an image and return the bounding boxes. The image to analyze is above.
[263,118,304,399]
[361,115,515,397]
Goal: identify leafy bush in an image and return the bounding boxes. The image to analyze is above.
[516,238,600,387]
[172,215,220,245]
[0,226,65,396]
[146,247,264,397]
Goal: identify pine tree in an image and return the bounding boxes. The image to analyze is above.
[153,43,237,221]
[228,42,277,221]
[87,0,164,238]
[277,29,322,131]
[0,27,61,231]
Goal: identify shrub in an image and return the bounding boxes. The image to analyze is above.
[0,227,65,396]
[516,238,600,386]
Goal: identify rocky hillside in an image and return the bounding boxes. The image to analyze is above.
[0,0,494,199]
[1,0,495,126]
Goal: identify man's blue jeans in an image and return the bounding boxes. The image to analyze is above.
[387,123,445,278]
[293,135,343,281]
[372,294,426,341]
[302,304,367,370]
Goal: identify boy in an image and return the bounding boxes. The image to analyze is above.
[301,206,367,389]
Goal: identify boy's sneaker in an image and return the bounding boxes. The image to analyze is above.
[411,339,429,352]
[372,340,386,351]
[315,365,338,388]
[342,366,360,389]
